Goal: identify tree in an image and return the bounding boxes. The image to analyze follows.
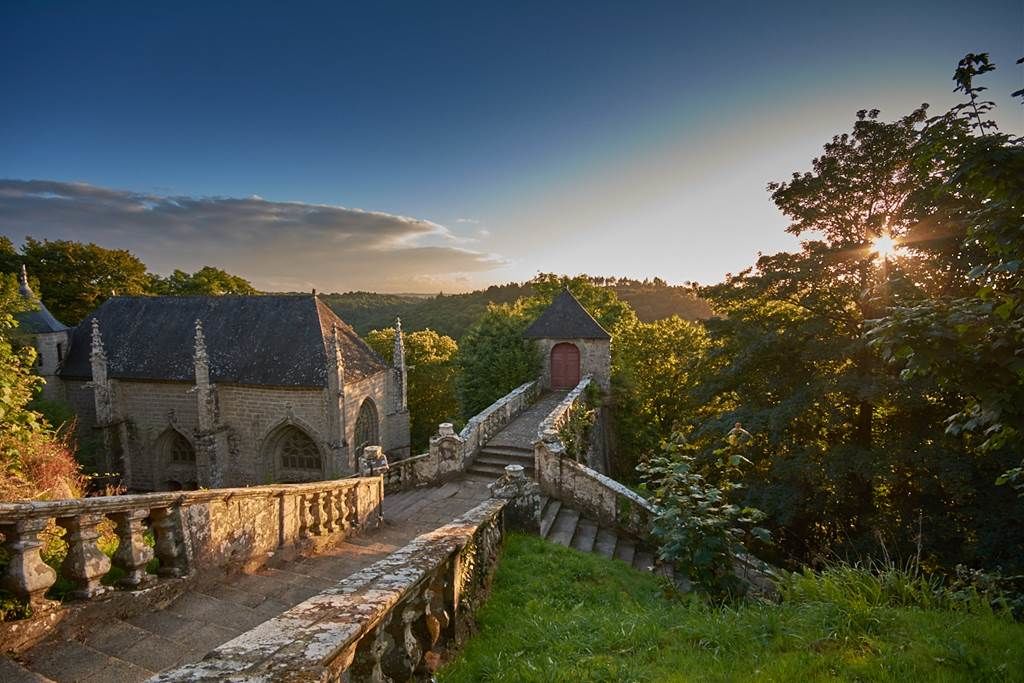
[610,315,710,479]
[524,273,637,333]
[365,327,460,452]
[685,63,1023,572]
[456,303,540,417]
[18,238,150,324]
[149,266,257,296]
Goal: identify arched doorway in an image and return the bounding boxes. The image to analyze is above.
[158,429,198,491]
[268,424,324,482]
[550,343,580,389]
[353,398,379,457]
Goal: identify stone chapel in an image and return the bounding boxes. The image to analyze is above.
[16,268,411,492]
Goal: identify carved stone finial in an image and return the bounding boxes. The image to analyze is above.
[193,319,208,364]
[89,318,106,362]
[19,263,29,288]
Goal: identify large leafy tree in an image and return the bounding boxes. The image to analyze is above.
[149,266,257,296]
[365,327,460,451]
[16,238,150,324]
[611,315,709,479]
[455,302,540,417]
[688,60,1023,571]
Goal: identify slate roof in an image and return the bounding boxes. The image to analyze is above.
[522,289,611,340]
[58,295,387,387]
[15,266,70,334]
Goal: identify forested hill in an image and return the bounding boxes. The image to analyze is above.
[321,279,712,337]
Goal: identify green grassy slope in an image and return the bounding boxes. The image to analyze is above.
[440,534,1024,682]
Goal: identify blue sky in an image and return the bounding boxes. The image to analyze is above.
[2,1,1022,292]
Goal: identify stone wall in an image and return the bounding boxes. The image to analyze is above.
[535,337,611,390]
[63,368,406,490]
[0,477,384,653]
[153,498,508,681]
[417,380,539,481]
[33,330,70,401]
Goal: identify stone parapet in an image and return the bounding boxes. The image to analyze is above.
[153,497,508,682]
[0,477,383,650]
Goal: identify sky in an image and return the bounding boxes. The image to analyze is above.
[2,1,1022,293]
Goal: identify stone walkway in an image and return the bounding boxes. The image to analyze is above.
[466,391,567,480]
[3,477,492,683]
[486,390,567,451]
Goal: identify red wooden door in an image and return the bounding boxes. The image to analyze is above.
[550,343,580,389]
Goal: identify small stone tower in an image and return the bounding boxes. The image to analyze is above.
[15,265,71,401]
[523,289,611,391]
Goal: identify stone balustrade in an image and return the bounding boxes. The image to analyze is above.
[0,477,383,619]
[382,452,431,493]
[154,497,509,681]
[417,379,540,481]
[536,374,594,437]
[534,376,658,540]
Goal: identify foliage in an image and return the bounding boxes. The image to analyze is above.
[322,276,709,339]
[440,534,1024,682]
[364,327,460,451]
[455,302,540,417]
[682,56,1024,574]
[557,384,599,462]
[16,238,151,324]
[148,266,257,296]
[640,431,769,597]
[0,273,86,503]
[610,315,710,478]
[868,55,1024,493]
[521,273,638,333]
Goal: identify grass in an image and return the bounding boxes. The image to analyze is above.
[440,534,1024,682]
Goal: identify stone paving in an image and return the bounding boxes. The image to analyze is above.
[485,390,567,451]
[3,476,492,683]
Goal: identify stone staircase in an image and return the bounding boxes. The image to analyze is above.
[465,444,534,479]
[538,495,678,584]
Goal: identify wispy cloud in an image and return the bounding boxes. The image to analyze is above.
[0,179,508,292]
[455,217,480,224]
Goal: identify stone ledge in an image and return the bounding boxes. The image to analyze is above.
[152,498,507,681]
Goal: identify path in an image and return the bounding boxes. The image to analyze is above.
[2,477,492,683]
[466,391,567,479]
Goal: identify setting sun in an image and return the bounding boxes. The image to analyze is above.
[871,234,899,259]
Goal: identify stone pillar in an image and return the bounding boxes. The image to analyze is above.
[88,318,125,479]
[359,445,389,477]
[393,317,408,413]
[428,423,465,478]
[325,324,351,476]
[192,320,224,487]
[489,465,541,534]
[110,508,155,588]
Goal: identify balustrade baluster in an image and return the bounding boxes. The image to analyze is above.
[109,508,154,588]
[57,513,112,599]
[0,517,57,609]
[150,507,188,577]
[320,490,335,534]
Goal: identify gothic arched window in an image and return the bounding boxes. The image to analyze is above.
[353,398,379,456]
[158,429,197,491]
[277,426,322,472]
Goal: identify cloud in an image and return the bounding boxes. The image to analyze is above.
[455,217,480,224]
[0,179,508,292]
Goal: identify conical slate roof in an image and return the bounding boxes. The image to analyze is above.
[523,289,611,340]
[15,265,69,334]
[59,295,386,387]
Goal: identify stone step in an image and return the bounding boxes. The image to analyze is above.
[539,498,562,538]
[474,454,534,471]
[571,519,599,553]
[614,538,636,565]
[593,527,618,559]
[20,639,153,683]
[546,507,581,547]
[478,445,533,459]
[465,461,510,477]
[633,550,655,573]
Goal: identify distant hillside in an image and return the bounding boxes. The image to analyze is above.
[323,280,712,338]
